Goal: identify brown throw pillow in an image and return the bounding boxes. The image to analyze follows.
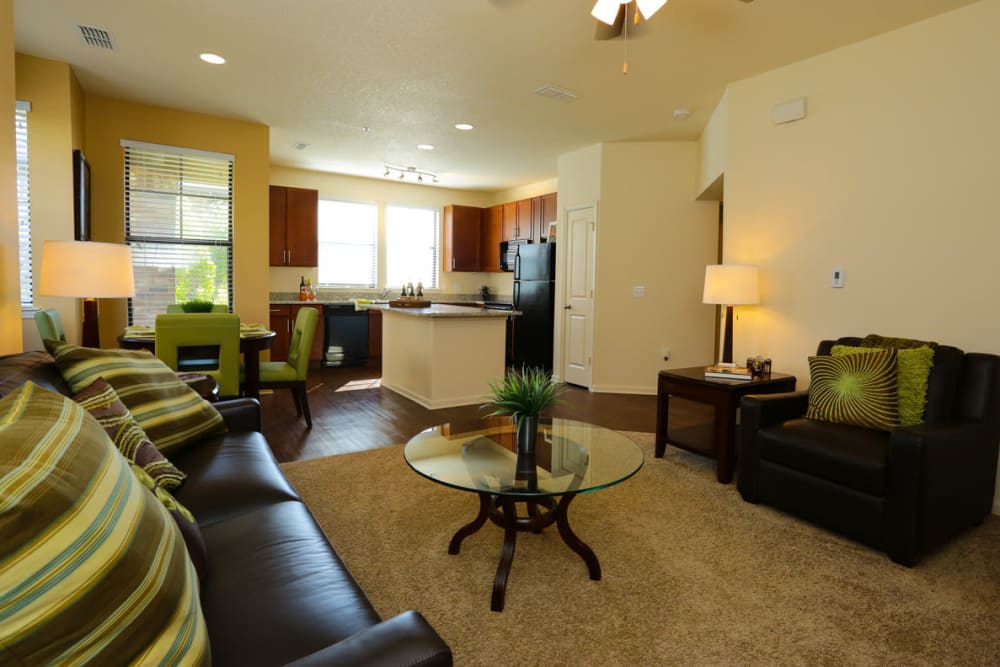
[72,377,187,490]
[45,341,226,455]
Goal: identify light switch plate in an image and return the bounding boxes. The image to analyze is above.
[632,286,646,297]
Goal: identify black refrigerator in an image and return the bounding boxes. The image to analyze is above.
[512,243,556,372]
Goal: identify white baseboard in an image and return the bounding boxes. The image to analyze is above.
[589,384,657,396]
[380,381,481,410]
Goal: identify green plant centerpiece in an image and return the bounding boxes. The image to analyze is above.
[483,366,564,456]
[179,299,215,313]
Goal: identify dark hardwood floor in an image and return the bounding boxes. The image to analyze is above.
[259,361,660,463]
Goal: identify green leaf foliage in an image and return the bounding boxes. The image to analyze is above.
[482,366,564,420]
[179,299,215,313]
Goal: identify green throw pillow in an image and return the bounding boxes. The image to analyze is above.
[832,345,934,427]
[861,333,937,350]
[0,382,210,664]
[72,376,187,489]
[806,348,900,431]
[45,341,226,455]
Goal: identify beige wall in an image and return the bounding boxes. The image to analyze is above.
[698,88,728,200]
[15,55,84,349]
[493,177,559,206]
[0,0,21,354]
[720,0,1000,510]
[84,95,270,343]
[268,165,511,297]
[592,142,718,393]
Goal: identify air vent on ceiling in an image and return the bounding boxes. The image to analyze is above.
[534,84,579,103]
[77,25,116,51]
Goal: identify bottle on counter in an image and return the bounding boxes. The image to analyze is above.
[416,281,423,299]
[299,276,307,301]
[406,282,414,299]
[400,284,407,300]
[305,278,315,301]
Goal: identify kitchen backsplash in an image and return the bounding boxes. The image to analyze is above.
[270,290,513,304]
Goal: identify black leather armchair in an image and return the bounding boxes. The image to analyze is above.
[738,337,1000,566]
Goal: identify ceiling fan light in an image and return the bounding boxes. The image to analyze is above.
[591,0,626,25]
[636,0,668,20]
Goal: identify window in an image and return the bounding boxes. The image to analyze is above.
[15,101,31,310]
[385,205,439,290]
[123,140,234,326]
[317,199,377,287]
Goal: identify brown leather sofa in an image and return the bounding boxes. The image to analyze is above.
[0,351,452,666]
[738,337,1000,566]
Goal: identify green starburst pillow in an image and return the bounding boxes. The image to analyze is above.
[806,348,900,431]
[832,344,934,427]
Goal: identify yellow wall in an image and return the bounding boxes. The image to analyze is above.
[0,0,21,354]
[719,0,1000,510]
[267,166,511,297]
[592,142,718,393]
[698,88,728,200]
[15,55,84,349]
[84,95,270,343]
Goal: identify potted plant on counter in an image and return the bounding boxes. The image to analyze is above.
[482,366,564,455]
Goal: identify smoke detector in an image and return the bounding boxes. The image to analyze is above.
[77,25,116,51]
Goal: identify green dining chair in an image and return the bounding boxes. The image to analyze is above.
[166,304,229,313]
[34,308,68,344]
[259,306,319,427]
[155,313,241,398]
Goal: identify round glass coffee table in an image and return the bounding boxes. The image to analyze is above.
[404,417,644,612]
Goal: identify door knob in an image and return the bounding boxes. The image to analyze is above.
[564,305,572,310]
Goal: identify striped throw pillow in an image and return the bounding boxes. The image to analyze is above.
[806,348,900,431]
[72,377,187,489]
[0,382,210,665]
[45,341,226,455]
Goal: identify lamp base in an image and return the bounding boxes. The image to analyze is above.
[82,298,100,348]
[721,304,734,364]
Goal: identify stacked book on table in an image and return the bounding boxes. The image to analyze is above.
[704,365,753,380]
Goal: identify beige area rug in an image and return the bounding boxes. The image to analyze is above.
[280,433,1000,666]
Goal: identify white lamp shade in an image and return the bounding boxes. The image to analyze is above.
[591,0,627,25]
[39,240,136,298]
[636,0,668,20]
[702,264,759,306]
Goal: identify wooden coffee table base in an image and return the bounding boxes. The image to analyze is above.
[448,492,601,612]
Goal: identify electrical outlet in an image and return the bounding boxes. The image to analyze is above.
[832,268,845,288]
[632,286,646,298]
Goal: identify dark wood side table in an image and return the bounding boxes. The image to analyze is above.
[655,367,796,484]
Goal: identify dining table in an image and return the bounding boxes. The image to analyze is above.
[117,326,277,400]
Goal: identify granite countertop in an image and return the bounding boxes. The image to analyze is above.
[365,303,520,318]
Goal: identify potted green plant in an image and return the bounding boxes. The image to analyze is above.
[180,299,215,313]
[482,366,564,455]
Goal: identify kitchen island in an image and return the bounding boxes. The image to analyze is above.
[366,303,516,409]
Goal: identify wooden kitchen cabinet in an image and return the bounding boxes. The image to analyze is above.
[515,198,534,241]
[269,303,323,362]
[443,205,483,272]
[502,202,517,241]
[368,309,382,358]
[541,192,558,231]
[480,205,504,272]
[269,185,318,267]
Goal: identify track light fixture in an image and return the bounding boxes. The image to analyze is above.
[383,164,439,185]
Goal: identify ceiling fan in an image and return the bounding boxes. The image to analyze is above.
[592,0,755,41]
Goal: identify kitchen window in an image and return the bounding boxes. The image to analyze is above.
[15,101,32,310]
[386,205,439,290]
[123,140,234,326]
[317,199,377,288]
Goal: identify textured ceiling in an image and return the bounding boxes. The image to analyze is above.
[14,0,980,191]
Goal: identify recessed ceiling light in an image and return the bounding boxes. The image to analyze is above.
[417,144,435,151]
[294,142,309,151]
[455,123,474,131]
[199,53,226,65]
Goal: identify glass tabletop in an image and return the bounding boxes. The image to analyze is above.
[404,417,644,498]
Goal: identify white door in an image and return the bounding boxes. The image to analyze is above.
[562,204,596,388]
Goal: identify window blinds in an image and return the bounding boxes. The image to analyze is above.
[386,205,439,290]
[123,141,234,326]
[317,199,378,288]
[15,103,32,310]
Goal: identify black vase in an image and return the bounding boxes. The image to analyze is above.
[516,415,538,455]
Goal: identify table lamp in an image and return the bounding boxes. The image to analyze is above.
[702,264,759,364]
[39,240,135,348]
